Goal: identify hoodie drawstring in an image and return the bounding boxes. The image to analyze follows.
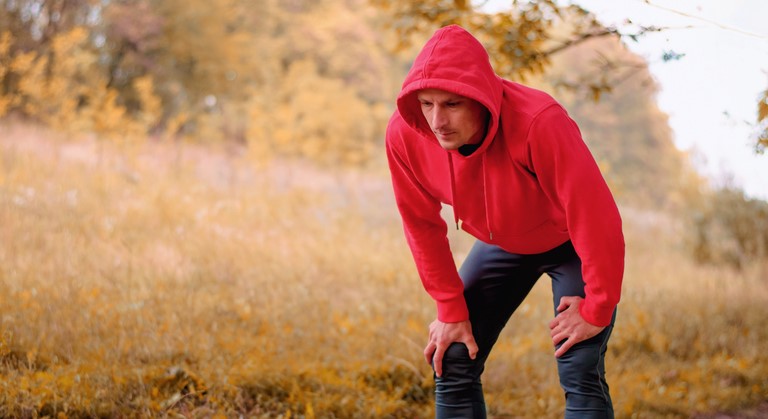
[448,153,459,230]
[448,152,493,241]
[483,153,493,241]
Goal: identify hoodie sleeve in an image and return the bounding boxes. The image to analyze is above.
[386,124,469,323]
[527,105,625,327]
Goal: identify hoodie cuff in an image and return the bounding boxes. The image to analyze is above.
[579,300,615,327]
[436,296,469,323]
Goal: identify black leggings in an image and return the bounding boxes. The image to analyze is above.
[434,240,616,418]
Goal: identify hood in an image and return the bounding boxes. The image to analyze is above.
[396,25,504,157]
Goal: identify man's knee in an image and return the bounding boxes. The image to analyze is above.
[435,343,486,416]
[436,343,482,383]
[556,337,605,384]
[443,342,472,361]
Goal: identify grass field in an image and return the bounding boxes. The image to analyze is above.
[1,124,767,418]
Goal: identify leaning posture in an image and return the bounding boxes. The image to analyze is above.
[386,25,624,418]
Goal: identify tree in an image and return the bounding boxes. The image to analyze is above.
[0,0,153,138]
[369,0,624,83]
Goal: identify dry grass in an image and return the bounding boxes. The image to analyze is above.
[1,124,766,418]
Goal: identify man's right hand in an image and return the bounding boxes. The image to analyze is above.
[423,319,479,377]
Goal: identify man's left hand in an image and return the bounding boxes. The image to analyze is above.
[549,296,605,358]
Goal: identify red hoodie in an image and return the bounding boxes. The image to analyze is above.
[386,25,624,327]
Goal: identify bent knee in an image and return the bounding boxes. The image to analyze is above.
[435,343,483,383]
[443,342,471,362]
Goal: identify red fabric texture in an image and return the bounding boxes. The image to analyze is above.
[386,25,624,327]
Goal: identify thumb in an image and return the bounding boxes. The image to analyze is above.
[466,337,479,360]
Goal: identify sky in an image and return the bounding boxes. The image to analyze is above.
[479,0,768,200]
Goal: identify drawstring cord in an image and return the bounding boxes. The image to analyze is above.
[449,151,493,241]
[448,153,459,230]
[482,153,493,241]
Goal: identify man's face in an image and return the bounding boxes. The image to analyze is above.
[416,88,489,151]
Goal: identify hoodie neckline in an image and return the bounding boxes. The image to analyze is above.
[458,141,483,156]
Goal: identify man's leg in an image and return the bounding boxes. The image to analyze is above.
[435,241,541,419]
[544,241,616,419]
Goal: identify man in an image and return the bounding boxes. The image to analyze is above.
[385,25,624,418]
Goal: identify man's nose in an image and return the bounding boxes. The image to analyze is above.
[430,106,447,129]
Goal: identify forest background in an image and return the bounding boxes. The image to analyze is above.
[1,0,767,417]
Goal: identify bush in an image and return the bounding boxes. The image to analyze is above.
[689,187,768,269]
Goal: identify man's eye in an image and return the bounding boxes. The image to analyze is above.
[421,102,433,107]
[446,102,459,107]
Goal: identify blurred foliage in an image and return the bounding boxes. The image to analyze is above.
[0,0,714,190]
[690,186,768,270]
[0,0,689,173]
[369,0,672,98]
[370,0,606,81]
[0,0,396,166]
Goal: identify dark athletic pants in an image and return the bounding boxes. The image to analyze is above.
[434,240,616,419]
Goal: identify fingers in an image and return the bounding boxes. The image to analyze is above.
[556,301,568,313]
[423,341,436,365]
[557,295,575,312]
[550,319,568,345]
[424,319,477,377]
[554,337,575,358]
[465,336,479,360]
[548,316,558,330]
[432,344,446,377]
[552,297,604,358]
[551,331,567,346]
